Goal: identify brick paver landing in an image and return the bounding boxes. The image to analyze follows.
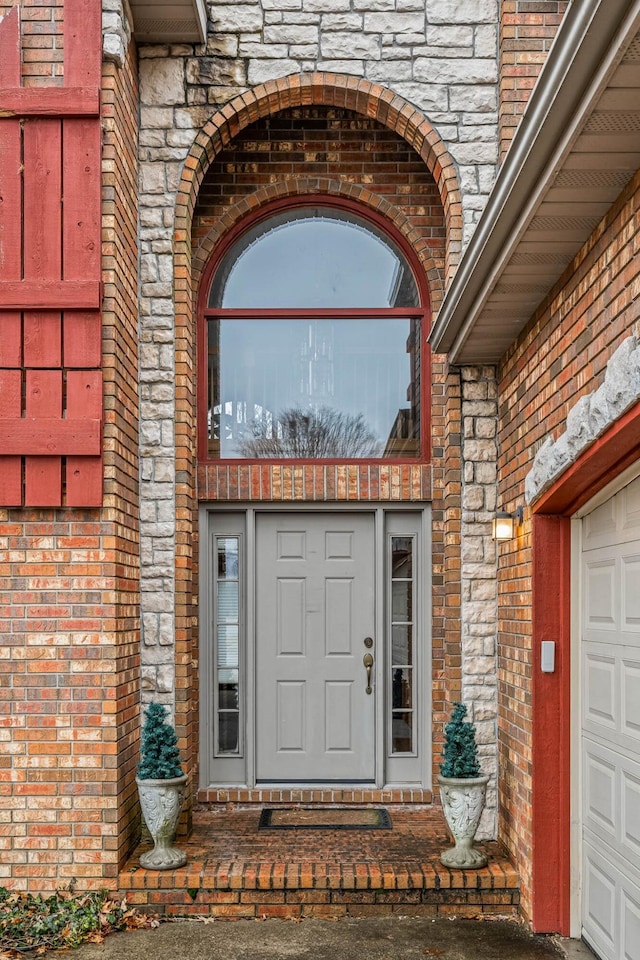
[119,807,520,919]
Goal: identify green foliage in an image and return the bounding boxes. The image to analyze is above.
[440,702,481,779]
[0,883,157,954]
[137,702,183,780]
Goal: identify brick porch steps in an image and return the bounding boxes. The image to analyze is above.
[119,808,520,919]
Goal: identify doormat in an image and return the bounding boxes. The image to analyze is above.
[258,808,392,830]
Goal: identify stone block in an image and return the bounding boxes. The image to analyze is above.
[454,141,499,165]
[140,107,174,130]
[461,537,484,562]
[366,60,412,81]
[363,12,425,34]
[186,57,247,86]
[210,5,264,32]
[140,59,185,106]
[248,59,301,84]
[427,0,498,24]
[142,612,159,645]
[474,23,497,58]
[463,485,485,510]
[474,417,497,439]
[391,82,449,113]
[413,56,497,84]
[264,23,318,43]
[156,665,174,694]
[321,13,363,30]
[320,32,380,59]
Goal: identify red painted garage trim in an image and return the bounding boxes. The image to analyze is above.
[531,514,571,933]
[530,397,640,934]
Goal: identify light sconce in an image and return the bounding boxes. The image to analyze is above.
[493,506,524,541]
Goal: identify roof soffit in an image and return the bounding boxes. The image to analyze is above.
[430,0,640,365]
[128,0,207,43]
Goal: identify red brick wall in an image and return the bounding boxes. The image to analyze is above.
[102,36,141,873]
[192,107,446,261]
[0,0,63,85]
[499,1,569,159]
[0,24,140,891]
[496,167,640,917]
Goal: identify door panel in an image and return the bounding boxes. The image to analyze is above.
[256,513,375,781]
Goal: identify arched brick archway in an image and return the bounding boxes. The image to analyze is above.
[191,179,444,311]
[172,74,463,785]
[175,72,463,287]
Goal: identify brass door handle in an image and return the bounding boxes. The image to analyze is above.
[363,653,373,694]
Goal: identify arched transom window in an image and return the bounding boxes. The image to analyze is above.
[202,204,427,461]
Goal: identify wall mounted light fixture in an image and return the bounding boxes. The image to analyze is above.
[493,506,524,541]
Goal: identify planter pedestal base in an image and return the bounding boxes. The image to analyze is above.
[438,774,489,870]
[137,774,188,871]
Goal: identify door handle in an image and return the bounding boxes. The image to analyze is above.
[363,653,373,694]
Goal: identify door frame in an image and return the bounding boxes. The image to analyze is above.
[199,503,432,791]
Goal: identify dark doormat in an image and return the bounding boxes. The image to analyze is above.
[258,807,392,830]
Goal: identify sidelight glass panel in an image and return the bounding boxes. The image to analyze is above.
[207,317,420,459]
[392,712,413,754]
[215,536,241,756]
[217,538,238,578]
[391,580,412,622]
[391,624,413,665]
[389,536,414,754]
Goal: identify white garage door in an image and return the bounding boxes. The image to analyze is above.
[581,474,640,960]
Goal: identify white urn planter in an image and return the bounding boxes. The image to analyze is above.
[136,774,188,870]
[437,773,489,869]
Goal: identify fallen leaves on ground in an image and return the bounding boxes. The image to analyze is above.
[0,883,160,955]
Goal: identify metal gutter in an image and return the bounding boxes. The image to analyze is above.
[429,0,640,362]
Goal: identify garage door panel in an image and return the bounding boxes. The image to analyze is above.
[582,476,640,960]
[584,558,618,631]
[583,496,618,549]
[583,842,617,959]
[583,651,617,732]
[583,744,617,837]
[622,889,640,960]
[623,770,640,860]
[583,737,640,859]
[622,475,640,535]
[623,557,640,630]
[622,660,640,742]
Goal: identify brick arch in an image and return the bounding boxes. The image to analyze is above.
[172,76,462,772]
[192,179,444,314]
[174,72,463,286]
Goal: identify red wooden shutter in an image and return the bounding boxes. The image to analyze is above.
[0,2,103,506]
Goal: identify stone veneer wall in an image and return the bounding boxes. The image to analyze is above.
[134,0,501,708]
[460,367,499,838]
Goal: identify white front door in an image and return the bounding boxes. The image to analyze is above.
[256,512,376,782]
[580,474,640,960]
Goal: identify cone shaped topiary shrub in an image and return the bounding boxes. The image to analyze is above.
[440,702,481,779]
[137,703,183,780]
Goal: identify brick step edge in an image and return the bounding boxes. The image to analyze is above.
[121,887,521,918]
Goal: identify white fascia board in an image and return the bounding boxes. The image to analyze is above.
[429,0,640,363]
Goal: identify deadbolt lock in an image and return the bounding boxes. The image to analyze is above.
[364,637,374,648]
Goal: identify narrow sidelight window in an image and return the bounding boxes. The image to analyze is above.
[215,536,241,755]
[390,535,415,754]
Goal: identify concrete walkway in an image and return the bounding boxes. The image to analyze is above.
[45,917,596,960]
